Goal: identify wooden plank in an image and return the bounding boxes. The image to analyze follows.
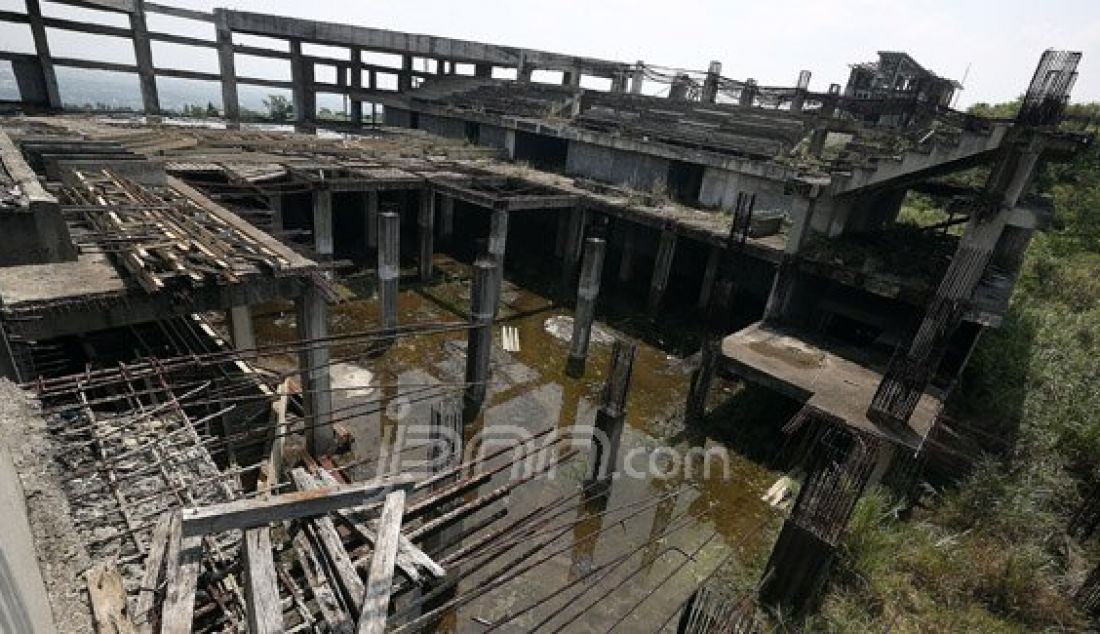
[293,527,353,633]
[356,490,406,634]
[86,560,137,634]
[134,512,175,633]
[181,474,415,537]
[290,468,366,615]
[242,527,283,634]
[158,512,203,634]
[315,467,445,582]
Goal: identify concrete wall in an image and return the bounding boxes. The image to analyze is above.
[418,113,466,140]
[0,206,78,266]
[383,106,413,128]
[0,442,57,634]
[565,141,670,192]
[479,124,510,151]
[699,166,792,214]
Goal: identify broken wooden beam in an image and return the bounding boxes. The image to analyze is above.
[290,467,366,615]
[160,512,203,634]
[180,474,415,536]
[357,490,406,634]
[314,467,446,584]
[242,527,283,634]
[134,511,175,633]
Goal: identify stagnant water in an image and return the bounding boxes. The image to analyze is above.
[248,253,784,632]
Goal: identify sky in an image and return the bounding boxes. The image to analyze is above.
[1,0,1098,108]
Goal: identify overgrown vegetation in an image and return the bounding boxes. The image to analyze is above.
[808,103,1100,631]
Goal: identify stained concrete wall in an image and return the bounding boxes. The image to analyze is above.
[699,166,792,214]
[479,124,510,151]
[565,141,670,192]
[383,106,413,128]
[418,113,466,140]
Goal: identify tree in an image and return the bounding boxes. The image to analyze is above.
[264,94,293,122]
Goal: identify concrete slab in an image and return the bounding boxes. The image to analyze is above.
[721,321,941,449]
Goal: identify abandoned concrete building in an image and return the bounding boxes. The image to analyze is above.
[0,1,1093,632]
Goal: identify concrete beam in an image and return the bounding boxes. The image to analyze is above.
[222,10,631,78]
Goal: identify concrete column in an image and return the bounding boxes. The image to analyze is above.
[399,55,414,91]
[566,238,607,378]
[588,339,637,482]
[312,188,333,258]
[474,63,493,78]
[435,59,445,75]
[378,211,400,337]
[630,61,644,94]
[618,224,637,284]
[439,195,454,242]
[764,194,817,322]
[561,206,587,290]
[418,188,435,281]
[739,80,757,108]
[697,245,721,310]
[214,9,239,128]
[365,190,379,251]
[130,0,159,116]
[24,0,61,110]
[563,69,581,89]
[291,40,315,131]
[504,129,517,160]
[647,227,678,317]
[808,128,828,157]
[463,257,497,422]
[685,338,719,422]
[554,210,569,258]
[702,61,722,103]
[350,49,363,126]
[268,194,284,233]
[226,304,256,356]
[517,58,533,83]
[295,283,334,456]
[488,209,509,302]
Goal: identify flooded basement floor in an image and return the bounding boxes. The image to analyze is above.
[247,254,783,632]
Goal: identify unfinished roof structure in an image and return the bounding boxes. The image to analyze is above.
[0,1,1094,632]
